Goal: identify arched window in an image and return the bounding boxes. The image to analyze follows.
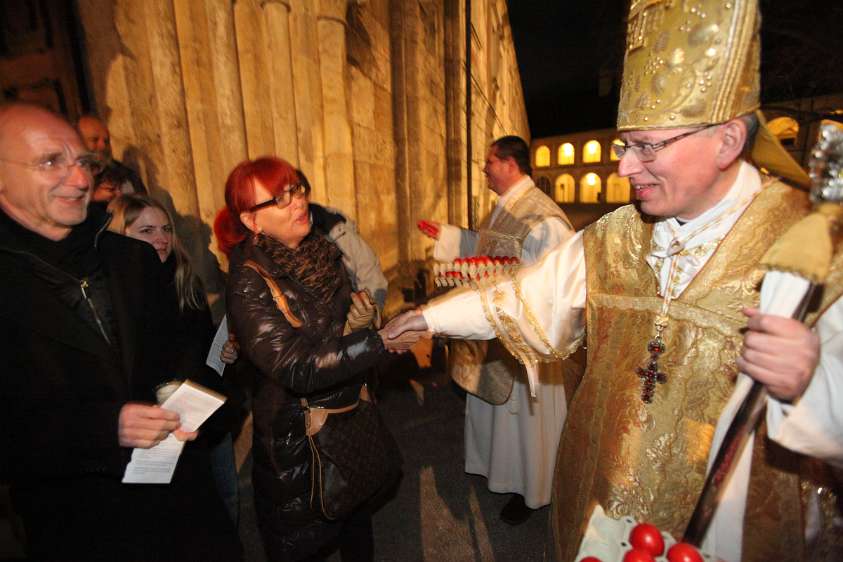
[579,173,602,203]
[558,143,575,165]
[583,140,601,164]
[767,117,800,147]
[535,146,551,167]
[610,138,621,161]
[554,174,575,203]
[606,173,631,203]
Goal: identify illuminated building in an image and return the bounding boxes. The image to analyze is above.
[531,128,631,230]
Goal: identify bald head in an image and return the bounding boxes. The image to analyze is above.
[0,103,54,151]
[77,114,112,162]
[0,103,75,160]
[0,102,93,240]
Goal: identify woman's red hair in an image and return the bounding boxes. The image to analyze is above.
[214,156,299,256]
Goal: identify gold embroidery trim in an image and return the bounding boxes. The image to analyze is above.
[475,279,537,367]
[508,268,583,361]
[494,298,539,366]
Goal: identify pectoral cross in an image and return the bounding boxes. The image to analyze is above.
[636,336,667,403]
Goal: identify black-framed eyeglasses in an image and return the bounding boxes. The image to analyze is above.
[248,182,310,212]
[611,124,717,162]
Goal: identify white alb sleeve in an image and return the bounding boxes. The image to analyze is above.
[424,231,587,359]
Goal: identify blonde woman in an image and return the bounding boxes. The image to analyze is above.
[108,194,240,522]
[108,195,203,308]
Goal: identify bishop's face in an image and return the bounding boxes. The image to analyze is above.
[617,126,727,221]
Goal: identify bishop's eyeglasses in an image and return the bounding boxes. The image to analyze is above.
[611,124,717,162]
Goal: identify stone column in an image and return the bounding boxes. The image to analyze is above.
[78,0,198,219]
[402,1,448,262]
[288,0,327,203]
[78,0,238,312]
[316,0,356,220]
[76,0,136,160]
[173,0,248,230]
[346,1,400,278]
[444,0,467,228]
[233,0,300,161]
[389,0,412,266]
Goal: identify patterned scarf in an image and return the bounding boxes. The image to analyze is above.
[255,231,344,303]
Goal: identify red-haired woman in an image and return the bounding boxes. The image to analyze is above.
[216,156,394,561]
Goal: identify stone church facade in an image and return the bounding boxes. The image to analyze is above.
[68,0,528,313]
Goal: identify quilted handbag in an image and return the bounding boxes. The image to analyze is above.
[303,390,402,520]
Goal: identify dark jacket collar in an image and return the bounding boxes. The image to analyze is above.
[0,206,111,277]
[0,207,123,367]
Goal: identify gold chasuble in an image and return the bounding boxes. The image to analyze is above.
[551,181,811,562]
[449,186,571,404]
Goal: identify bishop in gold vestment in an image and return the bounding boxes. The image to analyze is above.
[387,0,843,559]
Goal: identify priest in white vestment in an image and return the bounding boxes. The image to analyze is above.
[418,135,576,524]
[386,1,843,560]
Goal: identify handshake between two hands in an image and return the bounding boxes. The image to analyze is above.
[373,218,440,352]
[377,309,431,353]
[343,289,431,353]
[375,218,441,352]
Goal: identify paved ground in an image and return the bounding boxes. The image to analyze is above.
[238,343,551,562]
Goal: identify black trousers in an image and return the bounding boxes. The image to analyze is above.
[256,498,374,562]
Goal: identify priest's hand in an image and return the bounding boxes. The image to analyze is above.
[378,327,420,353]
[737,307,820,401]
[379,309,431,352]
[386,309,429,338]
[417,219,440,240]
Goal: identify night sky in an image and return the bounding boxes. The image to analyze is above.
[507,0,843,138]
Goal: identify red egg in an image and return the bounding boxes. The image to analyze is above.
[622,548,656,562]
[666,542,704,562]
[628,523,665,556]
[579,557,602,562]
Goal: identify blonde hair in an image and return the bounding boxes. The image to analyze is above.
[108,194,205,312]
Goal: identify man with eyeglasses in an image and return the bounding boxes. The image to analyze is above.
[0,103,241,560]
[385,1,843,560]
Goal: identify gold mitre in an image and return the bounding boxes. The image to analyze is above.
[617,0,810,186]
